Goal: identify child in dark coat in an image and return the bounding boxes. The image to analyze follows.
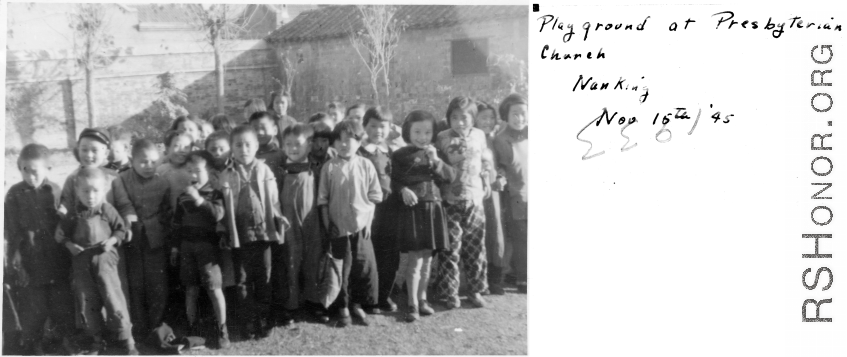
[5,144,74,354]
[391,111,456,322]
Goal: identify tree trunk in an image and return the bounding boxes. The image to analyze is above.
[381,68,390,107]
[213,35,225,115]
[370,75,380,106]
[85,65,95,128]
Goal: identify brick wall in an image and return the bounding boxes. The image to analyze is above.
[5,46,277,150]
[273,16,529,124]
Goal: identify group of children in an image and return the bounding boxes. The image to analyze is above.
[3,92,529,355]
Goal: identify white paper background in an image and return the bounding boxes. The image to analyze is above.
[531,1,846,356]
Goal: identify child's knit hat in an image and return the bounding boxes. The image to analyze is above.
[78,128,112,146]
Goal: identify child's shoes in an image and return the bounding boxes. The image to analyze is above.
[419,300,435,316]
[517,282,527,294]
[488,284,506,295]
[277,310,295,327]
[443,296,461,310]
[254,317,271,340]
[84,338,104,356]
[351,304,370,326]
[122,339,139,355]
[379,297,398,313]
[468,293,488,308]
[405,305,419,322]
[216,324,230,349]
[335,308,352,328]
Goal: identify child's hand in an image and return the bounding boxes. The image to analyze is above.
[11,252,29,287]
[491,175,507,191]
[449,236,460,251]
[11,250,22,270]
[65,242,85,256]
[425,146,440,164]
[483,180,492,200]
[103,237,118,253]
[185,185,201,202]
[170,248,179,267]
[400,187,418,207]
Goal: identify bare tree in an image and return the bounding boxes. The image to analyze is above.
[278,48,302,96]
[186,4,263,114]
[488,54,528,95]
[349,5,404,106]
[68,4,116,128]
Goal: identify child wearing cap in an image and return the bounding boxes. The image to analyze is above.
[60,127,135,345]
[60,128,120,216]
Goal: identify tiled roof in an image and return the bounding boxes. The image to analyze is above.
[267,5,527,43]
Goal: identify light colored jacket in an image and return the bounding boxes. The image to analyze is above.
[217,158,289,247]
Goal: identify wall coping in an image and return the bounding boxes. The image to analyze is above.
[7,40,270,63]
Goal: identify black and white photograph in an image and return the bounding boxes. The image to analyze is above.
[3,2,528,355]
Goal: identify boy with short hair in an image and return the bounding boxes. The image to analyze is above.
[204,130,237,290]
[275,124,323,325]
[218,125,287,340]
[55,167,137,355]
[5,144,74,354]
[171,151,229,349]
[358,107,398,313]
[111,139,172,338]
[106,126,133,173]
[206,131,232,171]
[248,111,289,326]
[205,130,232,187]
[318,121,382,327]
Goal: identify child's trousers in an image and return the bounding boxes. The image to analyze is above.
[125,232,168,336]
[274,210,319,312]
[435,200,488,298]
[72,248,133,341]
[328,229,378,311]
[233,241,272,324]
[508,218,528,283]
[483,191,505,288]
[371,202,399,306]
[19,282,74,344]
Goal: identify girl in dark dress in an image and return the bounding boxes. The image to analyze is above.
[390,110,456,322]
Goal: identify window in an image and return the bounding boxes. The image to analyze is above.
[451,38,489,76]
